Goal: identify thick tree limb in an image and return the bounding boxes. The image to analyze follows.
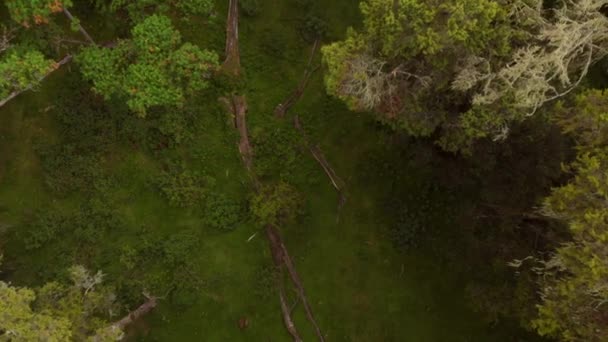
[274,40,320,118]
[222,0,241,76]
[279,283,303,342]
[91,295,158,341]
[62,8,96,45]
[0,54,72,109]
[112,295,158,331]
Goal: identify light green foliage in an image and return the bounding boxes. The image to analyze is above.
[78,15,219,116]
[108,0,213,21]
[0,49,55,98]
[5,0,72,26]
[322,0,512,149]
[555,89,608,150]
[250,181,304,227]
[0,282,72,341]
[534,149,608,341]
[0,266,116,341]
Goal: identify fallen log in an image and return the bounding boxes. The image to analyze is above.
[222,0,241,76]
[294,115,347,218]
[91,294,158,341]
[274,40,320,118]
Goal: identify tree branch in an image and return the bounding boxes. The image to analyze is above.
[0,54,72,109]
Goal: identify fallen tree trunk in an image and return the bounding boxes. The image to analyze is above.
[0,54,72,109]
[222,0,241,76]
[294,115,347,218]
[91,295,158,341]
[268,225,326,342]
[274,40,320,118]
[112,296,158,331]
[223,93,325,341]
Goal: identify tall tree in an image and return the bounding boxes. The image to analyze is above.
[527,89,608,341]
[77,14,219,116]
[322,0,608,152]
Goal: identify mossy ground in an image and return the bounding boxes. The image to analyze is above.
[0,1,543,341]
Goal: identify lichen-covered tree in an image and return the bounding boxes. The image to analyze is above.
[523,89,608,341]
[322,0,608,152]
[77,14,219,116]
[0,265,122,341]
[534,148,608,341]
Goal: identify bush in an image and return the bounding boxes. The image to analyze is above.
[37,144,103,195]
[240,0,260,17]
[299,14,328,42]
[204,193,243,231]
[250,181,304,227]
[156,167,212,207]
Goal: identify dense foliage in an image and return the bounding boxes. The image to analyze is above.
[78,15,219,116]
[2,0,608,341]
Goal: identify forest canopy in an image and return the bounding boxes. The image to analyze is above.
[0,0,608,341]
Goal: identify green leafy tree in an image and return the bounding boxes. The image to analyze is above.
[250,181,304,227]
[5,0,71,27]
[528,89,608,341]
[0,266,121,341]
[323,0,608,152]
[533,149,608,341]
[108,0,214,21]
[5,0,96,44]
[78,15,219,116]
[0,49,56,99]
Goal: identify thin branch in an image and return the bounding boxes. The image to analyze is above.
[62,8,96,45]
[0,54,72,109]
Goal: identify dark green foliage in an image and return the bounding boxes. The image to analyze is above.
[203,193,243,231]
[250,181,304,227]
[299,14,328,42]
[240,0,260,17]
[21,209,65,251]
[156,167,210,208]
[163,229,200,266]
[37,144,103,195]
[253,265,278,299]
[251,122,302,178]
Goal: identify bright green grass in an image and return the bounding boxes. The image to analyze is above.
[0,0,542,341]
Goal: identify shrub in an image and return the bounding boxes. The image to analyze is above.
[250,181,304,227]
[240,0,260,17]
[204,193,243,231]
[156,167,211,207]
[299,14,328,42]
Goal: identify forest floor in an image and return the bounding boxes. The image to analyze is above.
[0,1,545,341]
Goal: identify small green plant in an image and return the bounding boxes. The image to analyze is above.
[156,168,208,208]
[204,193,243,231]
[240,0,260,17]
[250,181,304,227]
